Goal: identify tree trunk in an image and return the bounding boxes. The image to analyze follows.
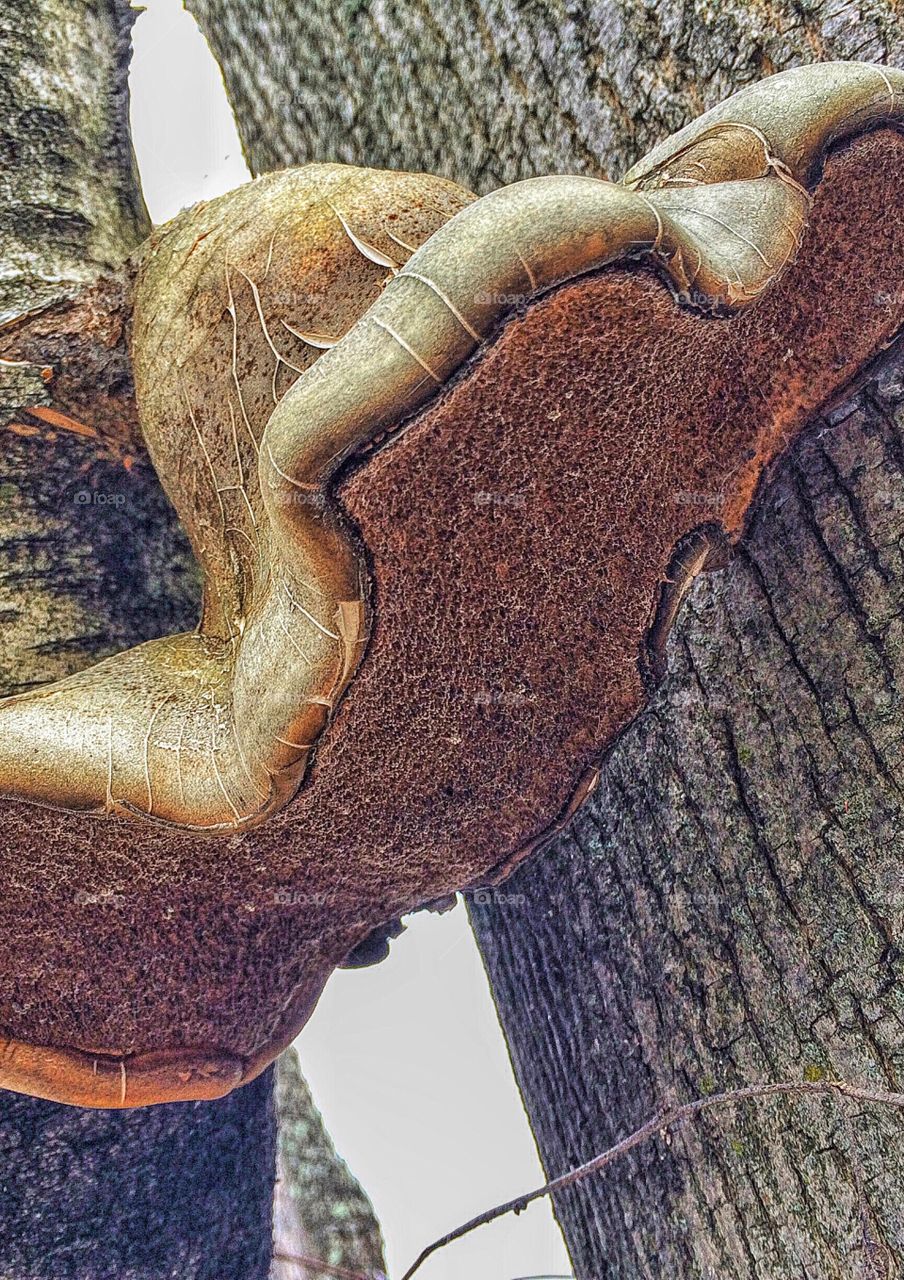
[183,2,904,1274]
[472,341,904,1277]
[0,0,148,321]
[0,1071,277,1280]
[0,5,277,1276]
[186,0,904,192]
[271,1048,386,1280]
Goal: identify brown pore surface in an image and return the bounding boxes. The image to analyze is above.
[0,130,902,1101]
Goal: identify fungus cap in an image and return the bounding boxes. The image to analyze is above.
[0,63,903,1105]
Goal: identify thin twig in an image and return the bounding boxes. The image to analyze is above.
[273,1252,376,1280]
[399,1078,904,1280]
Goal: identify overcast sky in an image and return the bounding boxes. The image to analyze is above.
[128,3,572,1277]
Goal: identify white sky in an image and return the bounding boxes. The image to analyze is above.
[128,4,572,1277]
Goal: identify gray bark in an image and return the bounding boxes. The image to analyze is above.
[182,2,904,1276]
[472,345,904,1277]
[0,0,192,699]
[187,0,904,190]
[0,0,149,321]
[0,1071,277,1280]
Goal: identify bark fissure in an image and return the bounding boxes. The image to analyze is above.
[472,344,904,1276]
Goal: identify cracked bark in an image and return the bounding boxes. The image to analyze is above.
[471,350,904,1276]
[186,0,904,192]
[182,2,904,1275]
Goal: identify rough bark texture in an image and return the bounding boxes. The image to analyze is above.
[0,0,149,321]
[0,1069,277,1280]
[186,0,904,190]
[472,342,904,1276]
[180,2,904,1275]
[0,0,193,699]
[272,1049,386,1280]
[0,4,277,1277]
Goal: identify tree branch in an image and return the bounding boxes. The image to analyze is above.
[186,0,904,191]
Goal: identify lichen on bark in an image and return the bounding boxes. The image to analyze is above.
[272,1048,386,1280]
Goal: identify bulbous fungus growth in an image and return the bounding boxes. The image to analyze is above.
[0,63,903,1105]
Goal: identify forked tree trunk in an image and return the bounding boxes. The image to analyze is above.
[185,2,904,1274]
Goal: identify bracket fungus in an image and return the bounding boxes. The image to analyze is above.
[1,62,904,1105]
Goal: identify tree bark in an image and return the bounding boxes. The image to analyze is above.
[187,0,904,191]
[272,1048,386,1280]
[0,5,277,1277]
[0,0,193,708]
[472,342,904,1277]
[0,1071,277,1280]
[0,0,148,321]
[182,2,904,1275]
